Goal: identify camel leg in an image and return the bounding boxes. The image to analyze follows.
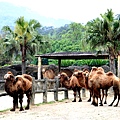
[114,94,120,107]
[15,95,19,108]
[72,88,77,102]
[114,89,119,107]
[92,94,98,106]
[77,87,82,102]
[87,90,92,102]
[104,89,108,104]
[109,88,117,106]
[92,89,99,106]
[99,89,103,106]
[10,96,18,111]
[100,89,104,104]
[19,94,24,111]
[25,89,32,110]
[91,90,97,106]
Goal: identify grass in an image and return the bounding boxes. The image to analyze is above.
[35,99,67,106]
[0,108,10,113]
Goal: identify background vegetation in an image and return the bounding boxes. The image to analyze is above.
[0,9,120,72]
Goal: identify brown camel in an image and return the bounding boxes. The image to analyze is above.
[4,71,33,111]
[88,69,114,106]
[59,72,83,102]
[74,67,111,106]
[109,75,120,107]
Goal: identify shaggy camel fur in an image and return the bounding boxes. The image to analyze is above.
[59,70,88,102]
[74,67,110,106]
[59,72,84,102]
[4,71,32,111]
[73,69,93,102]
[42,69,55,79]
[109,76,120,107]
[88,68,115,106]
[87,67,106,105]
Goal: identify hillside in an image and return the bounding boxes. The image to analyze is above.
[0,2,72,29]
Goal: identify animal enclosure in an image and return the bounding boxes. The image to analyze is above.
[0,77,70,105]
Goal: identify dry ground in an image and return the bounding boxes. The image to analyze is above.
[0,90,120,120]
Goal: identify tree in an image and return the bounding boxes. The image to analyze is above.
[86,9,120,74]
[69,22,84,41]
[2,16,42,74]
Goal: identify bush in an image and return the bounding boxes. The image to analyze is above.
[48,59,109,67]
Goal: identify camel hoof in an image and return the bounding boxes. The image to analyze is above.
[87,99,91,102]
[10,108,15,111]
[92,102,98,106]
[99,104,103,106]
[104,101,107,104]
[19,108,24,111]
[78,99,82,102]
[72,100,76,102]
[108,104,112,106]
[25,107,29,110]
[114,105,118,107]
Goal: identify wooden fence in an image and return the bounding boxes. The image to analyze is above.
[0,77,69,105]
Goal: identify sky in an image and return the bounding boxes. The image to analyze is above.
[0,0,120,24]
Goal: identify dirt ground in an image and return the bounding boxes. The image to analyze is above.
[0,90,120,120]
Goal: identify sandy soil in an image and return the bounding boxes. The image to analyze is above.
[0,90,120,120]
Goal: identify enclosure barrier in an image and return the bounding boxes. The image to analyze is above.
[0,77,69,104]
[31,77,69,104]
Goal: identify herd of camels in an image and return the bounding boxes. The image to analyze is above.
[42,65,120,107]
[3,65,120,112]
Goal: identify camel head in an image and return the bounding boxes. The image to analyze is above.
[58,72,69,87]
[73,70,83,78]
[4,71,15,82]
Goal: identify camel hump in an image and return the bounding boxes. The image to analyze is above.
[91,67,98,71]
[60,72,68,77]
[22,74,33,82]
[96,71,103,74]
[106,71,114,76]
[97,67,104,72]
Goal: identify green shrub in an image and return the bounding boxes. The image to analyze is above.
[48,59,109,67]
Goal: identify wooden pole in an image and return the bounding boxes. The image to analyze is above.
[118,55,120,78]
[38,56,41,79]
[58,59,61,72]
[31,77,35,105]
[54,77,59,101]
[43,78,47,103]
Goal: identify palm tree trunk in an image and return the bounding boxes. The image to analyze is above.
[109,54,116,75]
[22,38,26,74]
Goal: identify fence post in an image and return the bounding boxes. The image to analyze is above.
[31,77,35,105]
[64,89,68,99]
[43,78,47,103]
[54,77,59,101]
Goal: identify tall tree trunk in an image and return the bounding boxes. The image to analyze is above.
[109,54,116,75]
[22,38,26,74]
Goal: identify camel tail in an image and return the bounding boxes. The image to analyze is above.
[22,74,33,82]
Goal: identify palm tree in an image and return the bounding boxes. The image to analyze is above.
[2,16,42,74]
[86,9,120,74]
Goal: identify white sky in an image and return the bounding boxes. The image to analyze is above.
[0,0,120,23]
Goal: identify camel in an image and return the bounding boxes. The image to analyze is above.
[74,67,112,106]
[88,68,115,106]
[4,71,33,111]
[59,71,87,102]
[109,76,120,107]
